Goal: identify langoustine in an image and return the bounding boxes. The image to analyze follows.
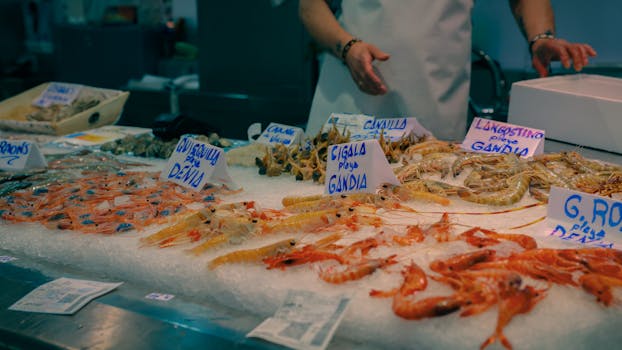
[208,238,298,270]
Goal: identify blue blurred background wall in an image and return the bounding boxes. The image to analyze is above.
[472,0,621,70]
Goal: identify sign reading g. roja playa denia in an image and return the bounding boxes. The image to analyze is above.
[546,186,622,249]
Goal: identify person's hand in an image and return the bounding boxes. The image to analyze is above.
[531,38,597,77]
[343,41,390,95]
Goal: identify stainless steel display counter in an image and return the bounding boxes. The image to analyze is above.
[1,139,621,350]
[0,248,368,350]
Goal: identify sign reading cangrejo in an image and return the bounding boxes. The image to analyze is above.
[255,122,304,146]
[325,139,399,195]
[161,136,238,191]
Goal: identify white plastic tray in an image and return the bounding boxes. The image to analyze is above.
[508,74,622,154]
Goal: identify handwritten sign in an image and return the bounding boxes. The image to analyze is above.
[161,136,238,191]
[145,292,175,301]
[325,139,399,195]
[0,139,47,171]
[32,82,83,108]
[0,256,17,263]
[546,186,622,248]
[322,114,431,142]
[462,117,544,157]
[322,113,375,141]
[362,117,432,141]
[256,122,304,146]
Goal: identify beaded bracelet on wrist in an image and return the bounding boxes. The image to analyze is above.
[341,38,362,61]
[529,30,555,52]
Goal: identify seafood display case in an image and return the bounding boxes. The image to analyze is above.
[3,126,622,349]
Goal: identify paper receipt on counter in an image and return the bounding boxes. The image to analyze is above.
[9,277,122,315]
[247,289,351,350]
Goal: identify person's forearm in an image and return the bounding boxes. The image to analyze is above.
[509,0,555,40]
[299,0,354,57]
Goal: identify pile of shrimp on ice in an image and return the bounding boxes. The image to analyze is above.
[141,191,622,350]
[260,126,622,205]
[0,151,227,234]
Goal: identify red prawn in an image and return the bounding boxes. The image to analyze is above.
[319,255,397,284]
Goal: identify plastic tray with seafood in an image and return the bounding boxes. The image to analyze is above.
[0,82,129,135]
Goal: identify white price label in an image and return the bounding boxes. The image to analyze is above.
[161,136,239,191]
[32,82,82,108]
[360,117,432,141]
[322,113,375,141]
[0,140,47,171]
[145,293,175,301]
[462,117,545,157]
[546,187,621,249]
[325,139,399,195]
[256,122,304,146]
[0,256,17,263]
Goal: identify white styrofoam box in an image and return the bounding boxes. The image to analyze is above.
[508,74,622,154]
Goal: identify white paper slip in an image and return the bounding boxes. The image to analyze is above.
[56,125,150,146]
[247,122,263,141]
[0,256,17,263]
[256,122,304,147]
[361,117,432,141]
[0,140,47,171]
[145,292,175,302]
[321,113,374,141]
[161,136,239,191]
[546,186,621,248]
[462,117,545,157]
[325,139,400,195]
[9,277,123,315]
[32,82,83,108]
[247,290,351,350]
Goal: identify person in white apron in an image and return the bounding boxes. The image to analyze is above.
[300,0,596,141]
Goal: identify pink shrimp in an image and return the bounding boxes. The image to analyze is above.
[392,224,425,246]
[459,227,537,250]
[480,285,547,350]
[478,228,537,250]
[430,249,497,275]
[392,294,464,320]
[370,261,428,298]
[472,258,577,286]
[319,255,397,284]
[425,212,452,242]
[579,273,622,306]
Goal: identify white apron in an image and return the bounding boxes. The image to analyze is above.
[306,0,474,141]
